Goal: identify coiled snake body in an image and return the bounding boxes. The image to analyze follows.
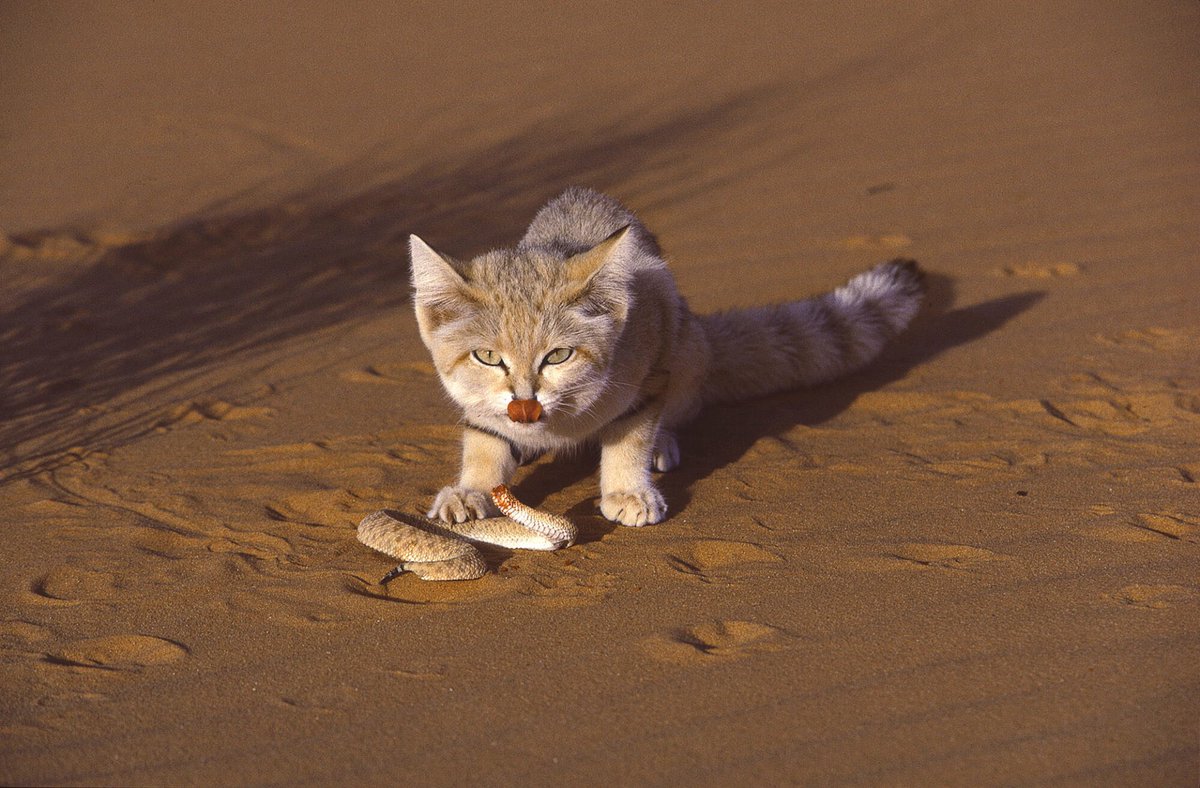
[357,485,576,581]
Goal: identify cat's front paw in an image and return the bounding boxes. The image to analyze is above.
[600,486,667,527]
[428,486,497,523]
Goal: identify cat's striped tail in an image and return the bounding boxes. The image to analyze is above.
[698,258,925,404]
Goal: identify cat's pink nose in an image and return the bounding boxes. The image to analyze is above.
[507,398,543,423]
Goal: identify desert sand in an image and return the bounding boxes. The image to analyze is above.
[2,2,1197,784]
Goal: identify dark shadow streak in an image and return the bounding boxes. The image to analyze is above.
[0,87,791,482]
[662,286,1046,509]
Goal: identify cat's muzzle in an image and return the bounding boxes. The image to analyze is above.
[507,398,543,423]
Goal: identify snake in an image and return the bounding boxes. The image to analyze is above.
[356,485,577,581]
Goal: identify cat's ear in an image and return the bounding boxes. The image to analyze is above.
[410,235,468,295]
[564,225,633,285]
[563,226,634,322]
[409,235,475,334]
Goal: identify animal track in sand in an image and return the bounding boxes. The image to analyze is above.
[1095,326,1194,353]
[0,620,54,648]
[1,228,123,265]
[263,490,354,530]
[642,620,790,664]
[884,444,1043,484]
[998,261,1081,279]
[1130,513,1199,543]
[215,583,354,628]
[156,398,274,430]
[1037,372,1200,437]
[46,635,189,671]
[920,454,1025,480]
[53,466,299,564]
[338,361,436,384]
[1037,397,1149,436]
[30,566,125,604]
[1091,511,1200,544]
[275,683,360,715]
[854,543,1008,573]
[22,497,89,519]
[516,569,620,608]
[384,441,444,465]
[838,233,912,251]
[741,434,823,467]
[385,667,447,681]
[226,434,454,477]
[1064,374,1200,420]
[666,539,781,583]
[849,374,1199,445]
[1111,584,1199,610]
[849,390,1008,431]
[341,572,507,606]
[131,529,211,559]
[853,389,980,415]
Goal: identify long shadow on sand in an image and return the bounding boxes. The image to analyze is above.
[0,89,792,481]
[663,283,1044,515]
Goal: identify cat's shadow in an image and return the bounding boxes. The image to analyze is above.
[515,274,1042,523]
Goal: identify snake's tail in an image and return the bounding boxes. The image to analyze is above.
[380,565,406,584]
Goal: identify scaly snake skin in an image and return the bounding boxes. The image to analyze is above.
[357,485,577,581]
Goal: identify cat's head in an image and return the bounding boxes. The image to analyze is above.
[409,228,635,436]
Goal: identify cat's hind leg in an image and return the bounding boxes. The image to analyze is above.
[652,429,680,472]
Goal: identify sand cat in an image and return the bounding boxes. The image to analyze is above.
[409,187,924,526]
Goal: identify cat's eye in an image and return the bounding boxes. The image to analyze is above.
[472,349,504,367]
[542,347,574,366]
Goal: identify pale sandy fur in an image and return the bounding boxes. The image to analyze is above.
[411,188,925,527]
